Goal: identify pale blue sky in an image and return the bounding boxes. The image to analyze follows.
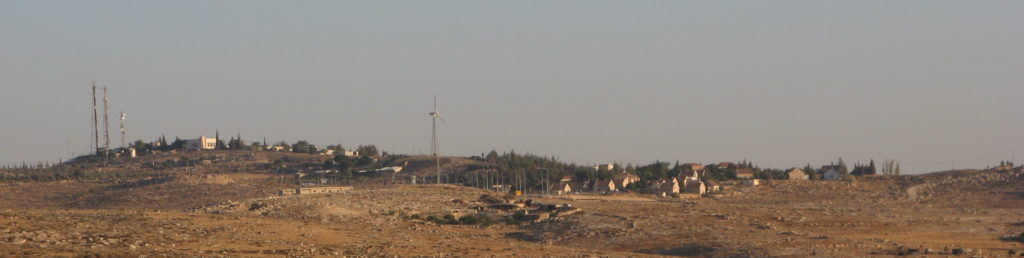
[2,1,1022,173]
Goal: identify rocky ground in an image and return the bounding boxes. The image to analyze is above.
[0,169,1022,256]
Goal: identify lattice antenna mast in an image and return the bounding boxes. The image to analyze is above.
[102,86,111,152]
[91,81,100,155]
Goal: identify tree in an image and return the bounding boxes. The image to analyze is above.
[837,157,848,173]
[326,144,345,153]
[275,141,292,151]
[169,137,186,150]
[133,140,150,153]
[292,140,316,154]
[357,145,379,157]
[895,163,901,176]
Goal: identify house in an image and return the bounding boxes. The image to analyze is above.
[594,163,615,171]
[821,168,843,180]
[550,182,572,195]
[267,145,287,152]
[718,162,735,169]
[658,180,680,196]
[320,149,335,155]
[185,136,217,150]
[593,180,617,193]
[742,179,761,186]
[787,168,808,180]
[704,180,721,191]
[684,178,706,194]
[735,168,754,179]
[679,170,701,181]
[613,173,641,189]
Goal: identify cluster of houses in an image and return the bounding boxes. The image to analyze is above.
[177,135,360,157]
[550,161,869,197]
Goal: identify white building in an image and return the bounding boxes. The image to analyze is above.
[344,150,360,157]
[185,136,217,150]
[822,168,843,180]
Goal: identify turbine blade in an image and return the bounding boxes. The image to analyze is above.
[437,115,446,124]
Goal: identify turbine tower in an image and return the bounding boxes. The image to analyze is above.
[429,95,445,184]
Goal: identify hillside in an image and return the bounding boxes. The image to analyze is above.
[0,152,1022,256]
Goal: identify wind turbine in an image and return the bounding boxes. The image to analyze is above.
[430,95,445,184]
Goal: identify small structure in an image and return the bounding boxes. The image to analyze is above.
[594,163,615,171]
[491,184,511,193]
[718,162,735,169]
[735,168,754,179]
[343,150,360,157]
[279,186,352,196]
[742,179,761,186]
[320,149,335,155]
[267,145,287,152]
[355,166,404,174]
[787,168,808,180]
[185,136,217,150]
[559,175,573,183]
[593,180,617,193]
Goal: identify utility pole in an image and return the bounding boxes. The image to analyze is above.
[91,82,100,155]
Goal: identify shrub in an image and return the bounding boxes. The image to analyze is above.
[512,210,527,221]
[458,215,479,225]
[478,215,497,226]
[426,214,444,224]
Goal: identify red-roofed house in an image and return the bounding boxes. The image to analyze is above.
[735,168,754,179]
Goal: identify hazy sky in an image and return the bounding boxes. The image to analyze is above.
[2,1,1022,173]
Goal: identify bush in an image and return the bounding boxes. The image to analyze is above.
[458,215,479,225]
[478,215,497,226]
[426,214,445,224]
[512,210,527,221]
[408,214,422,220]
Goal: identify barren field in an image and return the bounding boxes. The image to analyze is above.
[0,163,1022,256]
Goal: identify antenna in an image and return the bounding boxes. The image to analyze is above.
[91,81,100,155]
[102,86,110,152]
[120,112,126,149]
